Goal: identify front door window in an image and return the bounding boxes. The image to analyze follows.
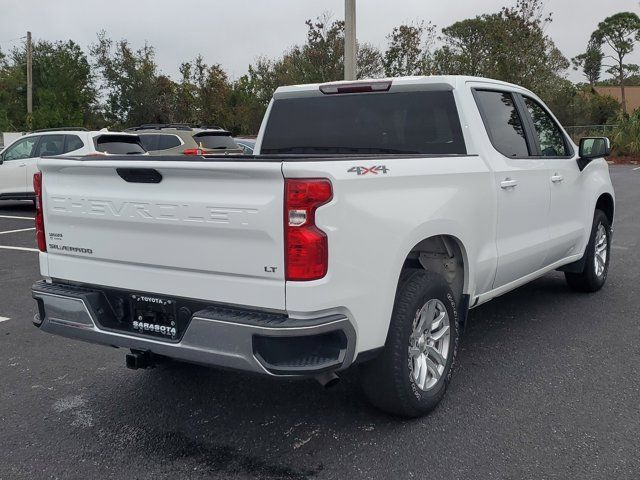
[4,136,39,161]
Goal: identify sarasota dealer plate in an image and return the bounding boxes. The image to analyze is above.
[130,294,178,339]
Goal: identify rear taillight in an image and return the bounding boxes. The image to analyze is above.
[285,179,332,281]
[183,148,204,155]
[33,172,46,252]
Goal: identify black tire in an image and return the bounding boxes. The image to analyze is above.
[565,209,611,292]
[360,270,460,418]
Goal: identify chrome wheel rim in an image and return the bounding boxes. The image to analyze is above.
[408,299,450,392]
[594,224,608,278]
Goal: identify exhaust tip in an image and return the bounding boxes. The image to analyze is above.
[315,371,340,389]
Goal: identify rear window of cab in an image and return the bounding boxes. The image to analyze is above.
[260,91,467,155]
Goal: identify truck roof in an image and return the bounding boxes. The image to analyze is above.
[274,75,534,99]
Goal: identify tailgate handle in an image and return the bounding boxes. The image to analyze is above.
[117,168,162,184]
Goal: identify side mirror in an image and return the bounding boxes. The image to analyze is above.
[577,137,611,171]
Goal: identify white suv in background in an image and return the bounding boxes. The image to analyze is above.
[0,128,146,201]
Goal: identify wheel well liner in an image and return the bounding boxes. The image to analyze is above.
[400,235,468,306]
[596,193,614,226]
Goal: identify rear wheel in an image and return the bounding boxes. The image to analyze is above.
[565,209,611,292]
[360,270,460,418]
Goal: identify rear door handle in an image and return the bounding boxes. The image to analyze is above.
[500,178,518,189]
[551,174,564,183]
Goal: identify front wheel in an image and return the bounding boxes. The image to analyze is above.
[359,270,460,418]
[565,209,611,292]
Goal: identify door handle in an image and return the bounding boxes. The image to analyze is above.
[19,164,26,167]
[551,174,564,183]
[500,178,518,189]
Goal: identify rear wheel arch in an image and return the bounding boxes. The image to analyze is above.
[398,234,469,309]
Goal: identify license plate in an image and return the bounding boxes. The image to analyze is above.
[130,294,178,339]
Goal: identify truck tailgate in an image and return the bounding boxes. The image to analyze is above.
[39,158,285,310]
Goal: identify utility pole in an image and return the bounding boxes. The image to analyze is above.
[344,0,356,80]
[26,31,33,128]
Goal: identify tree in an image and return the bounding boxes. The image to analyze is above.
[572,38,603,86]
[90,32,174,127]
[0,46,24,131]
[173,61,199,124]
[383,22,435,76]
[597,73,640,87]
[433,0,569,96]
[240,14,383,133]
[591,12,640,113]
[273,15,383,84]
[172,56,232,127]
[228,73,267,135]
[0,39,97,130]
[434,17,498,77]
[191,57,232,127]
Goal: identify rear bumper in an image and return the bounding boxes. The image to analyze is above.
[31,280,356,376]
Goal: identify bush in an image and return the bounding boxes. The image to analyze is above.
[611,110,640,156]
[540,83,621,130]
[584,92,621,125]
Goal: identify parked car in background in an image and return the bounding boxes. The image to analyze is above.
[128,124,243,156]
[0,128,146,202]
[234,138,256,155]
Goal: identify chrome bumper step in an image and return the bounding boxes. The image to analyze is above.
[32,280,356,376]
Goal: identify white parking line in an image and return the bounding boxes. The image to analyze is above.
[633,166,640,171]
[0,215,34,220]
[0,245,38,252]
[0,316,10,323]
[0,227,35,235]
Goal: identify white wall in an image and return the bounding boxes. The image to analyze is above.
[1,132,25,149]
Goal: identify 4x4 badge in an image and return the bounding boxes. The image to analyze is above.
[347,165,389,176]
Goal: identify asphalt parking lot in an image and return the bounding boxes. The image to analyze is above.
[1,165,639,480]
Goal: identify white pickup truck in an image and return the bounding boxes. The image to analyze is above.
[31,76,614,417]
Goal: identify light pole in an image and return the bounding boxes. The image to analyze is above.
[26,31,33,127]
[344,0,356,80]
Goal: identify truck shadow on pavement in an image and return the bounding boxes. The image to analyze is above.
[81,271,600,478]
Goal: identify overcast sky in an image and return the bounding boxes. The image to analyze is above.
[1,0,639,83]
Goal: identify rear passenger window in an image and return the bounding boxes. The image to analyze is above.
[138,134,181,151]
[474,90,530,158]
[523,97,570,157]
[63,135,84,153]
[138,135,159,151]
[158,135,181,150]
[95,135,146,154]
[35,135,65,157]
